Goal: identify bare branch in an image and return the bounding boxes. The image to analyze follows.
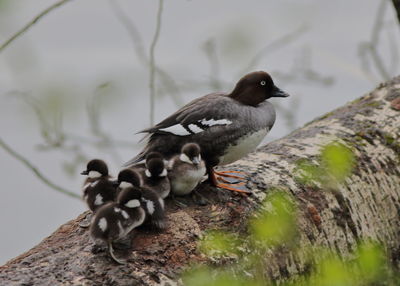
[0,0,73,53]
[386,22,399,74]
[0,137,80,199]
[148,0,164,126]
[359,0,392,81]
[238,25,308,76]
[370,0,391,80]
[109,0,184,107]
[85,84,124,163]
[108,0,147,64]
[202,38,222,90]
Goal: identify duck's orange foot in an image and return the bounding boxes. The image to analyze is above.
[215,182,251,194]
[208,167,250,194]
[214,170,247,180]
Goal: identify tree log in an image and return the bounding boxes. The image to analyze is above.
[1,77,400,285]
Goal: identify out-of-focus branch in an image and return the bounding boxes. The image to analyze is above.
[86,84,124,163]
[109,0,184,107]
[392,0,400,25]
[148,0,164,126]
[108,1,146,66]
[202,38,222,90]
[359,0,393,81]
[272,47,334,87]
[0,0,73,53]
[7,89,136,179]
[0,137,80,199]
[238,25,308,76]
[370,0,391,80]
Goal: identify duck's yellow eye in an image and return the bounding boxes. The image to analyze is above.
[260,80,266,86]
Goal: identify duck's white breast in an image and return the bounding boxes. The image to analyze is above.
[218,128,269,165]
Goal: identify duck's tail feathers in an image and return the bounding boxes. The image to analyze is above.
[122,151,146,167]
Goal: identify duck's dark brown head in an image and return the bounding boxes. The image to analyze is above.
[229,71,289,106]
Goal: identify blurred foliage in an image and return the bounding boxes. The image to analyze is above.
[250,192,297,247]
[294,142,355,189]
[183,142,398,285]
[199,230,240,258]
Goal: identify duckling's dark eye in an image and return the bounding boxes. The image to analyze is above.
[260,80,266,86]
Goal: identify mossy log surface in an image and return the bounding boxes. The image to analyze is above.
[1,77,400,285]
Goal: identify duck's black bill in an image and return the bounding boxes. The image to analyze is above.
[80,170,89,175]
[271,86,290,98]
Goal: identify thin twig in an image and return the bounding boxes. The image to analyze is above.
[368,0,391,80]
[238,25,308,76]
[108,0,147,63]
[202,38,222,90]
[0,137,80,199]
[86,85,123,163]
[109,0,184,107]
[386,23,399,74]
[149,0,164,126]
[0,0,73,53]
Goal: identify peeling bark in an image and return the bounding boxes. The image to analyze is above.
[1,77,400,285]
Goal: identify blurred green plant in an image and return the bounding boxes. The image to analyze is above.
[199,230,240,258]
[294,141,355,189]
[249,192,297,248]
[183,142,397,286]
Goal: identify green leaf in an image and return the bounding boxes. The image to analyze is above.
[250,192,297,247]
[314,256,353,286]
[294,159,323,186]
[199,230,240,257]
[356,242,387,283]
[321,142,354,183]
[182,267,258,286]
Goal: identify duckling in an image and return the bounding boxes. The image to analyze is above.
[90,186,146,264]
[117,169,166,230]
[168,143,206,196]
[80,159,117,227]
[140,157,170,199]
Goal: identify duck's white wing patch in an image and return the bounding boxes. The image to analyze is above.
[146,200,155,215]
[158,118,232,137]
[98,217,107,232]
[199,118,232,126]
[121,210,129,219]
[159,124,190,136]
[187,124,203,134]
[94,194,104,206]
